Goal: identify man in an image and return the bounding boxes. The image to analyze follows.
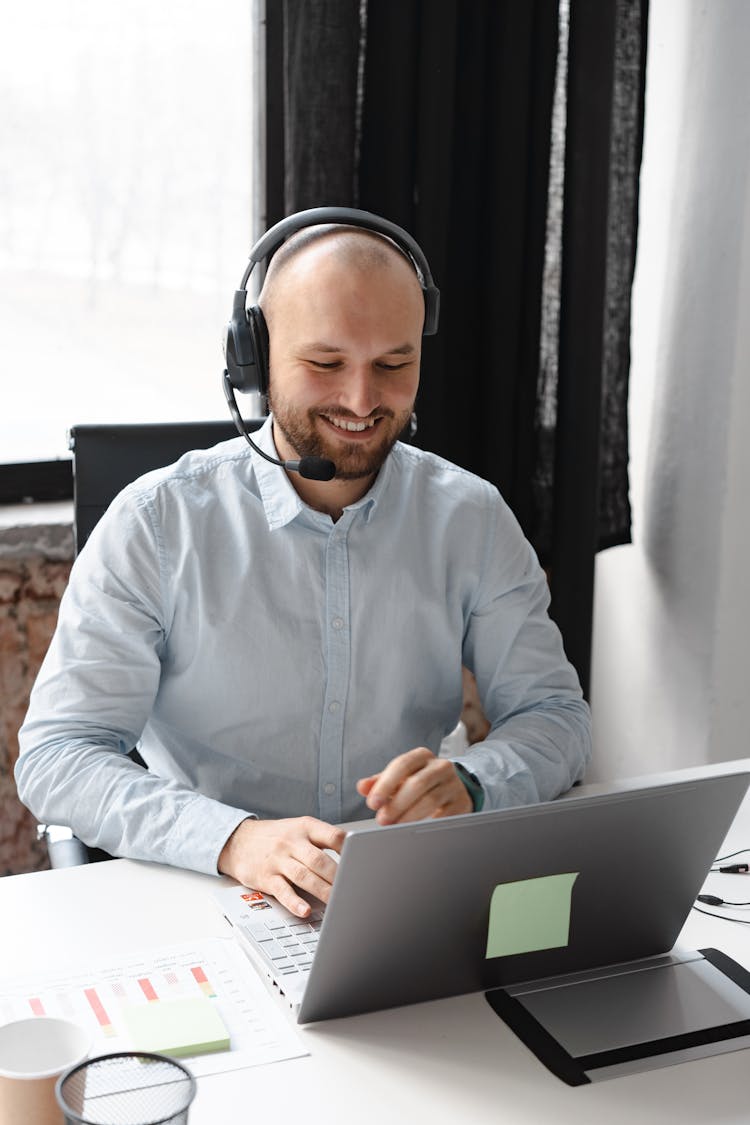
[17,218,591,919]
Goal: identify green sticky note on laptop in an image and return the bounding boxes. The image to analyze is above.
[122,997,230,1057]
[486,872,579,959]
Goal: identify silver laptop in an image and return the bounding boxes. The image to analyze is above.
[213,768,750,1026]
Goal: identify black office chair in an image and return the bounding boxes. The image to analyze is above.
[40,418,263,867]
[70,419,252,552]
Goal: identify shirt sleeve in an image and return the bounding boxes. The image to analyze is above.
[457,487,593,808]
[15,487,251,875]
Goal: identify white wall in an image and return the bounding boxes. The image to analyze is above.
[589,0,750,780]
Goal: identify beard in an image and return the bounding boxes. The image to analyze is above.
[268,391,413,481]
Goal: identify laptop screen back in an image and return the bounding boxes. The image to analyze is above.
[298,771,749,1022]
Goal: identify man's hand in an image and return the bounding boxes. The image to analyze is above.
[218,817,346,918]
[356,747,473,825]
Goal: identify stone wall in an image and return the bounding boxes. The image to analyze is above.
[0,549,71,875]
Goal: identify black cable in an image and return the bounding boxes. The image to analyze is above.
[713,847,750,863]
[709,846,750,873]
[691,847,750,922]
[697,894,750,907]
[692,905,750,925]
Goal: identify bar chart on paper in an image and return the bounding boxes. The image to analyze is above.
[0,939,305,1076]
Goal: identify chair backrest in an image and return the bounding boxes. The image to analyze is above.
[69,419,263,554]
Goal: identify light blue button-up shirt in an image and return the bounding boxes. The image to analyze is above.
[17,418,591,875]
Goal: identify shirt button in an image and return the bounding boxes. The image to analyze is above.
[331,616,344,630]
[323,783,336,795]
[328,700,340,713]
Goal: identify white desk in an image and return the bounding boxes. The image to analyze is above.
[3,781,750,1125]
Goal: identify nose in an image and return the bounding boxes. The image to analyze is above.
[339,365,381,418]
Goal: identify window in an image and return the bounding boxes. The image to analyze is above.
[0,0,259,470]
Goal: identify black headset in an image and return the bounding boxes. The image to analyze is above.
[221,207,439,481]
[223,206,440,401]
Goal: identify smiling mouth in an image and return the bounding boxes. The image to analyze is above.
[321,414,380,434]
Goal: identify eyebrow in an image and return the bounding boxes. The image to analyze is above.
[301,342,416,355]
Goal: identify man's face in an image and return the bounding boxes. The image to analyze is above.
[265,243,424,482]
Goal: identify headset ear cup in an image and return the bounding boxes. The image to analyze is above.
[422,286,440,336]
[224,291,260,394]
[247,307,270,398]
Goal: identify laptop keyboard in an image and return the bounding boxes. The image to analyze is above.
[240,909,324,977]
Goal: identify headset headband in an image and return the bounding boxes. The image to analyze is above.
[238,206,440,335]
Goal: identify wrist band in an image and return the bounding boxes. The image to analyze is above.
[453,761,485,812]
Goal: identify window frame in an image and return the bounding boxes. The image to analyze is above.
[0,459,73,505]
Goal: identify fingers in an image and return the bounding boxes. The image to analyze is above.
[304,818,347,855]
[360,749,473,825]
[375,760,462,824]
[364,747,434,811]
[385,781,468,824]
[268,876,316,919]
[217,816,346,919]
[274,820,345,916]
[282,839,339,901]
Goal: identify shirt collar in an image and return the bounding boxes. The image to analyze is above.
[252,417,306,530]
[252,415,396,531]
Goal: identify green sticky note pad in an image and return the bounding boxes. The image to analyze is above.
[122,997,230,1057]
[485,872,579,959]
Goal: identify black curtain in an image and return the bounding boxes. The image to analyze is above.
[266,0,648,695]
[357,1,559,550]
[541,0,647,691]
[275,0,361,217]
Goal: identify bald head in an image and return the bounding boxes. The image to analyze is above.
[259,225,425,331]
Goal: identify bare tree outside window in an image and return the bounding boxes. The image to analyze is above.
[0,1,257,462]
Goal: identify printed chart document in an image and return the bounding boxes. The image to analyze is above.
[0,938,306,1077]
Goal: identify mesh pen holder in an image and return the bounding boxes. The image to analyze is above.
[56,1052,196,1125]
